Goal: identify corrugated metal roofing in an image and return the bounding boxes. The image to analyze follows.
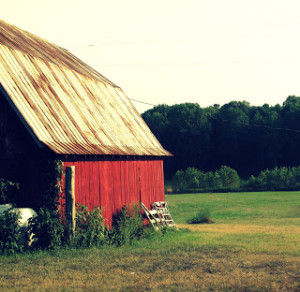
[0,20,171,156]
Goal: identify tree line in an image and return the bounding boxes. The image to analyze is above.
[142,96,300,179]
[172,165,300,193]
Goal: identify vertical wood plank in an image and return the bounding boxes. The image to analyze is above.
[65,165,76,239]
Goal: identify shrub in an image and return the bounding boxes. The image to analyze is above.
[1,202,170,252]
[109,203,144,246]
[217,165,240,189]
[28,208,65,249]
[171,166,241,193]
[0,208,24,254]
[38,159,64,210]
[172,170,186,192]
[74,204,106,248]
[185,167,200,189]
[206,171,222,190]
[187,206,214,224]
[197,170,208,189]
[170,164,300,192]
[244,166,300,191]
[246,175,258,190]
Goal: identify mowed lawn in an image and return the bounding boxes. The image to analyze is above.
[1,192,300,291]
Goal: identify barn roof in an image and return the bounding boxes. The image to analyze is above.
[0,20,171,156]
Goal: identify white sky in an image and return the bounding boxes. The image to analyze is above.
[2,0,300,112]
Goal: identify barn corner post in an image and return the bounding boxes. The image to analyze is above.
[65,166,76,241]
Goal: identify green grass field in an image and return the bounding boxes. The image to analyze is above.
[167,191,300,225]
[1,192,300,291]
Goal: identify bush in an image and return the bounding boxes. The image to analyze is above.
[187,207,214,224]
[74,204,106,248]
[38,159,64,210]
[0,208,24,254]
[172,170,185,192]
[243,166,300,191]
[171,165,240,192]
[28,208,65,249]
[185,167,200,189]
[171,165,300,192]
[217,165,240,189]
[205,171,222,190]
[109,204,144,246]
[1,202,167,252]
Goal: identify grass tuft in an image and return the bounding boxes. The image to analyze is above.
[186,206,214,224]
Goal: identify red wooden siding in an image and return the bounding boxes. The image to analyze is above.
[62,158,165,226]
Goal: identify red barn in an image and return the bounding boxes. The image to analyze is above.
[0,20,171,225]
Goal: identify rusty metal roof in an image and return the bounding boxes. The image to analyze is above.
[0,20,171,156]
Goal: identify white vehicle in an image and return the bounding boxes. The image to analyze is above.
[0,204,37,226]
[0,204,37,245]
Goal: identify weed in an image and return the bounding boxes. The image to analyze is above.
[0,207,23,254]
[109,203,144,246]
[28,208,65,249]
[39,159,64,210]
[73,204,106,248]
[187,206,214,224]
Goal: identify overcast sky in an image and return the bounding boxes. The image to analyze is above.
[2,0,300,112]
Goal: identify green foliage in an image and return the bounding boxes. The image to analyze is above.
[185,167,199,189]
[0,201,171,252]
[171,165,300,192]
[0,208,23,254]
[39,159,64,210]
[28,208,65,249]
[172,165,240,192]
[217,165,240,189]
[109,204,144,246]
[142,103,212,177]
[172,170,185,192]
[142,96,300,179]
[0,179,19,204]
[246,175,258,190]
[244,166,300,191]
[74,204,106,248]
[186,206,213,224]
[205,171,222,189]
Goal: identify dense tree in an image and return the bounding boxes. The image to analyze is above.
[142,96,300,179]
[247,104,281,175]
[210,101,250,175]
[143,103,212,177]
[280,96,300,166]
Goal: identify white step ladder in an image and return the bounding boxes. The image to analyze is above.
[141,201,178,231]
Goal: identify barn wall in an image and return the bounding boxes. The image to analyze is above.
[62,158,165,226]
